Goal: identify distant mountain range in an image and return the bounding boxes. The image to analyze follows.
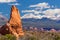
[22,18,60,30]
[0,16,60,30]
[0,16,8,26]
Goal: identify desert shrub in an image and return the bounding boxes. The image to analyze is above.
[54,35,60,40]
[20,35,38,40]
[19,31,60,40]
[0,34,16,40]
[19,31,39,40]
[27,36,37,40]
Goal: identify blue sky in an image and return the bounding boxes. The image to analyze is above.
[0,0,60,20]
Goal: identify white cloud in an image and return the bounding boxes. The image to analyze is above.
[29,2,50,9]
[43,9,60,16]
[22,10,34,13]
[21,13,42,19]
[0,0,16,3]
[22,2,53,14]
[22,10,41,14]
[8,3,20,5]
[42,9,60,20]
[22,8,60,20]
[22,2,60,20]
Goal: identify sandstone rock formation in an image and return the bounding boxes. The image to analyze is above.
[0,5,24,39]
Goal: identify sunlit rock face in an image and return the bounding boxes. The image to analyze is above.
[0,5,24,38]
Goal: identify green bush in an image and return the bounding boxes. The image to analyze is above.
[55,35,60,40]
[0,34,16,40]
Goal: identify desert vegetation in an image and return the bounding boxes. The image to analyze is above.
[0,30,60,40]
[0,34,16,40]
[20,30,60,40]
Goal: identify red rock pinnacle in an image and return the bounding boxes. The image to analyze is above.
[0,5,24,39]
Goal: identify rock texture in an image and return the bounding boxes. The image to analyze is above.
[0,5,24,39]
